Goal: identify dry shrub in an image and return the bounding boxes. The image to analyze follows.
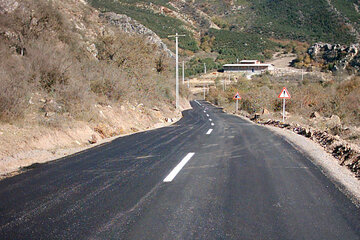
[96,32,158,71]
[88,62,129,101]
[335,78,360,125]
[208,73,359,127]
[26,39,72,92]
[0,43,30,121]
[0,70,28,121]
[0,0,176,125]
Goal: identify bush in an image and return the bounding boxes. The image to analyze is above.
[208,29,277,63]
[207,73,360,127]
[0,69,29,121]
[0,0,177,124]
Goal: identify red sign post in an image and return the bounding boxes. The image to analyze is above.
[278,87,291,122]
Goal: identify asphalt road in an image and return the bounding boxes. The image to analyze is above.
[0,101,359,239]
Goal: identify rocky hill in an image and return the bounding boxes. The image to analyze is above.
[291,42,360,74]
[308,43,360,73]
[99,12,174,57]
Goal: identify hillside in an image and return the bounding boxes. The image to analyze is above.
[1,0,359,175]
[0,0,191,176]
[86,0,359,65]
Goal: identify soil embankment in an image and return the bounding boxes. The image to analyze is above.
[0,99,191,178]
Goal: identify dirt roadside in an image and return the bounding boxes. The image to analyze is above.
[0,98,192,179]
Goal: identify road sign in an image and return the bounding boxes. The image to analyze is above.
[233,92,242,100]
[278,87,291,99]
[278,87,291,122]
[233,92,241,113]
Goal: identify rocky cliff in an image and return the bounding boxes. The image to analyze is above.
[100,12,174,57]
[307,42,360,73]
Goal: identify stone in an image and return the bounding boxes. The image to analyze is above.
[130,127,139,132]
[45,112,55,118]
[310,111,321,118]
[262,108,270,115]
[250,113,260,121]
[330,115,341,125]
[89,134,97,144]
[326,115,341,128]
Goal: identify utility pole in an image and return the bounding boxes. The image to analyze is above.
[168,33,185,110]
[182,61,185,85]
[203,84,206,100]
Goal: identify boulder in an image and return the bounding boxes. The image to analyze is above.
[44,112,55,118]
[89,134,97,144]
[326,115,341,128]
[165,117,173,123]
[310,111,321,118]
[330,115,341,124]
[250,113,260,121]
[262,108,270,115]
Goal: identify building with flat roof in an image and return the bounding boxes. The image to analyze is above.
[223,60,274,73]
[239,60,260,65]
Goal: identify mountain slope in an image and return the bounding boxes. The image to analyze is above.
[87,0,359,65]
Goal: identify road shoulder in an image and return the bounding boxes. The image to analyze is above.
[241,116,360,207]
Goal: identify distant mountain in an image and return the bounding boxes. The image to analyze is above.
[87,0,360,70]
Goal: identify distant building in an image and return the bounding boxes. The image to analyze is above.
[240,60,260,65]
[223,60,274,73]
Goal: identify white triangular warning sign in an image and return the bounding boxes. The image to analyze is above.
[278,87,291,99]
[233,92,241,100]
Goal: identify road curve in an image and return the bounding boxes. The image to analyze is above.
[0,101,359,239]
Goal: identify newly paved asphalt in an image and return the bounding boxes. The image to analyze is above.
[0,101,359,239]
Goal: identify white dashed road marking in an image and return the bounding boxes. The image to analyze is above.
[206,129,213,135]
[163,153,195,182]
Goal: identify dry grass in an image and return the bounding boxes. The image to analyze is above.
[0,0,177,125]
[208,74,360,127]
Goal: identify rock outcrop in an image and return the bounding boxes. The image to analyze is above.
[100,12,174,57]
[307,42,360,73]
[168,1,220,30]
[0,0,19,14]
